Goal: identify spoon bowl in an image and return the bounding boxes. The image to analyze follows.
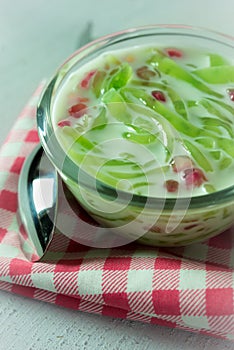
[18,144,57,257]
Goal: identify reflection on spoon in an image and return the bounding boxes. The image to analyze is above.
[18,144,57,258]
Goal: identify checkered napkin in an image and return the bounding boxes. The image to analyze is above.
[0,83,233,341]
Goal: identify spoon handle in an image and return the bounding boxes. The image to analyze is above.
[76,21,94,49]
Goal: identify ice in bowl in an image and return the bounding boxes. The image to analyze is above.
[37,25,234,247]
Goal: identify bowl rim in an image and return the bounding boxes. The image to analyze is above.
[37,24,234,210]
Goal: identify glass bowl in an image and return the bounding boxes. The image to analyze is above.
[37,24,234,247]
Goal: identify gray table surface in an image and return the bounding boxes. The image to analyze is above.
[0,1,234,349]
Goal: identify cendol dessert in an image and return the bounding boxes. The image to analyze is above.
[43,33,234,247]
[53,46,234,198]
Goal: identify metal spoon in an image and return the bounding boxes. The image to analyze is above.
[18,23,93,258]
[18,144,57,258]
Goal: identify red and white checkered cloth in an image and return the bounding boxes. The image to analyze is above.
[0,83,233,341]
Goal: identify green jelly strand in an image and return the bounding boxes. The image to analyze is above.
[62,126,98,165]
[183,139,213,172]
[131,79,188,119]
[201,117,234,138]
[92,61,132,97]
[107,63,133,90]
[219,157,232,170]
[102,88,132,123]
[120,91,175,158]
[217,138,234,157]
[199,99,232,123]
[207,98,234,116]
[62,125,80,141]
[204,184,216,193]
[92,70,107,97]
[167,89,188,120]
[107,169,146,179]
[193,65,234,84]
[103,159,138,167]
[208,53,229,67]
[148,52,223,98]
[74,134,96,151]
[121,87,202,137]
[195,137,216,148]
[123,124,157,144]
[209,150,221,160]
[91,107,107,129]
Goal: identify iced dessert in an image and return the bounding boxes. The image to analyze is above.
[53,45,234,199]
[43,34,234,246]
